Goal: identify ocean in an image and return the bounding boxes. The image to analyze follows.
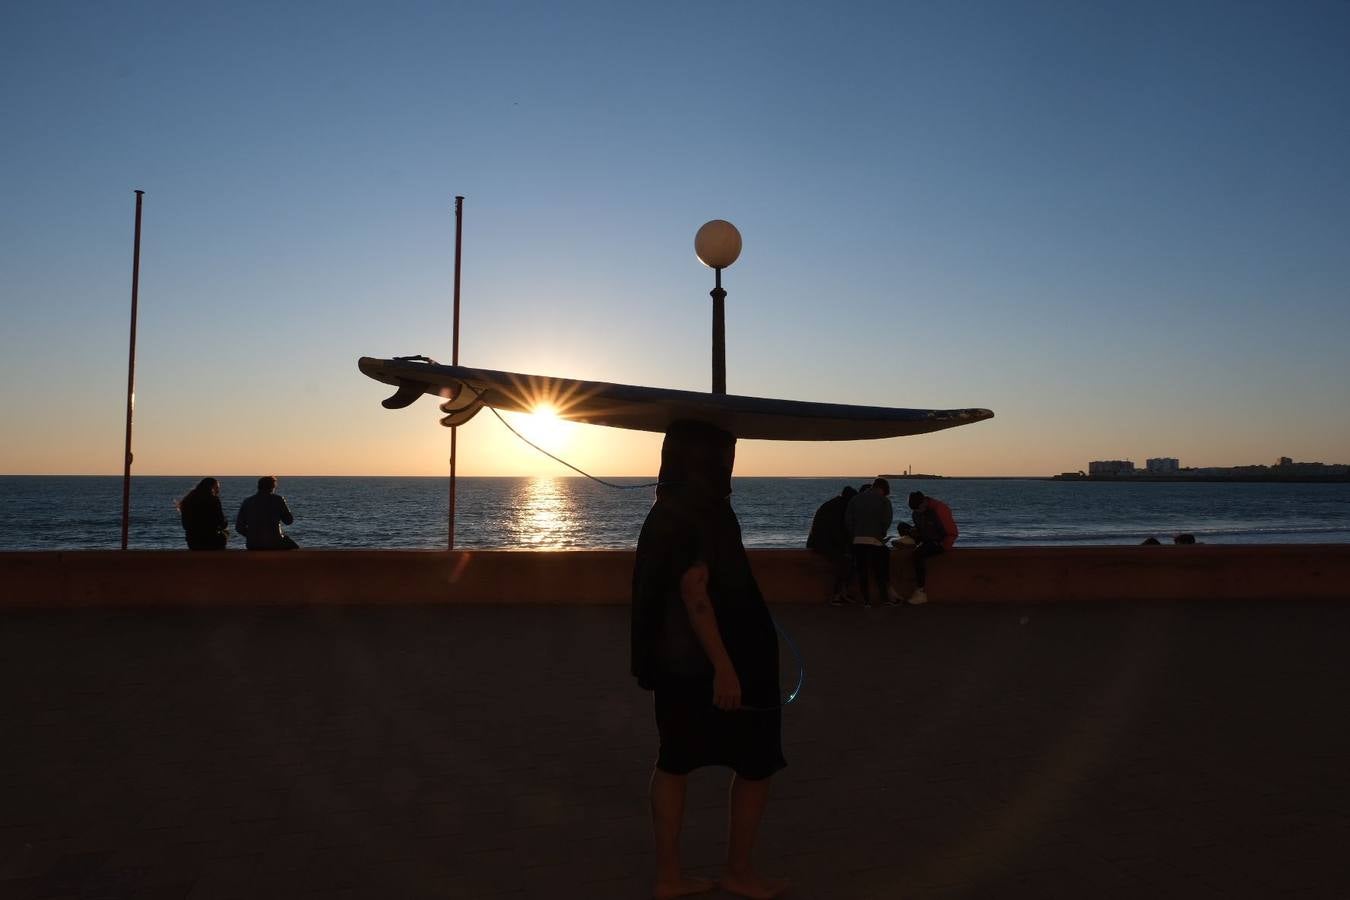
[2,476,1349,551]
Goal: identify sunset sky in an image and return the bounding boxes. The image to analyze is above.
[3,1,1348,477]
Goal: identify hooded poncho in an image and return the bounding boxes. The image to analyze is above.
[631,420,778,692]
[629,421,785,777]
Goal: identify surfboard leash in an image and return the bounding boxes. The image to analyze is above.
[739,617,806,712]
[461,383,660,490]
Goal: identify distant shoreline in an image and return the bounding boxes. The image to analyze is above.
[1048,475,1350,484]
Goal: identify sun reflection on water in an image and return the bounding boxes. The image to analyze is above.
[505,476,581,548]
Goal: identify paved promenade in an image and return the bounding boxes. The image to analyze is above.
[3,601,1348,899]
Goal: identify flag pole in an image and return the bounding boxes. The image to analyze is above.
[449,195,464,550]
[120,189,145,550]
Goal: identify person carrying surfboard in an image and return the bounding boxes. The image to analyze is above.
[897,491,958,605]
[631,420,789,900]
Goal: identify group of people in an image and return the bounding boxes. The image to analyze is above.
[808,478,958,608]
[176,476,299,550]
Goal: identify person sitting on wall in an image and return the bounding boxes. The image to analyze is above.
[177,477,228,550]
[807,485,857,606]
[235,476,298,550]
[896,491,958,605]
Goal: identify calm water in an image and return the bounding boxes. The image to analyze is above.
[2,476,1349,551]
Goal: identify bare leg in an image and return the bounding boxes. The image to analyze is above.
[651,769,715,899]
[722,774,790,898]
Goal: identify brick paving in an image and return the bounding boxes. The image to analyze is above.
[2,601,1349,899]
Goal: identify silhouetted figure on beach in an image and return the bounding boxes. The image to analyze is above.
[845,477,893,607]
[235,476,297,550]
[1173,533,1197,545]
[177,477,228,550]
[632,420,788,900]
[897,491,958,605]
[807,485,856,605]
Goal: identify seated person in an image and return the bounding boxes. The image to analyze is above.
[177,477,228,550]
[807,485,857,605]
[235,476,298,550]
[896,491,957,605]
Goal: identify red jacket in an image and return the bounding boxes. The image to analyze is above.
[927,498,958,550]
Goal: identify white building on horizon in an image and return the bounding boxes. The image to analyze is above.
[1146,457,1180,474]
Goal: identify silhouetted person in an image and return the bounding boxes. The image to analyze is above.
[1173,533,1197,545]
[807,485,856,605]
[632,421,788,900]
[845,477,893,607]
[898,491,958,605]
[235,476,297,550]
[1141,536,1162,545]
[177,477,228,550]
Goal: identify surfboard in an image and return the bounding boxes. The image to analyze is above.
[358,356,993,440]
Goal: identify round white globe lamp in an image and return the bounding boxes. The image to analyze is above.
[695,219,742,269]
[694,219,741,394]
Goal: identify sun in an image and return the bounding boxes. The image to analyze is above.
[514,404,573,448]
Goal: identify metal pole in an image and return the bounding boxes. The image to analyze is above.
[449,195,464,550]
[120,190,144,550]
[711,267,726,394]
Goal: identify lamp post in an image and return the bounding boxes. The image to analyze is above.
[694,219,741,395]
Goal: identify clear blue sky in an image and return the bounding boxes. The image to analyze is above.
[3,0,1348,476]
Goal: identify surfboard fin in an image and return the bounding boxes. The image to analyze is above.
[440,400,484,427]
[438,388,484,426]
[381,380,427,409]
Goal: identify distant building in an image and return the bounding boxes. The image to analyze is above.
[1077,456,1349,480]
[1268,458,1349,476]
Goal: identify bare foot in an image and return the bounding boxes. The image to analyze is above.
[653,875,717,899]
[721,871,790,899]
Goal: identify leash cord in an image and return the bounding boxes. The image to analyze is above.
[739,617,806,711]
[462,382,659,490]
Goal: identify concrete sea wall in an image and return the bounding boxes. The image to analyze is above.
[2,545,1348,608]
